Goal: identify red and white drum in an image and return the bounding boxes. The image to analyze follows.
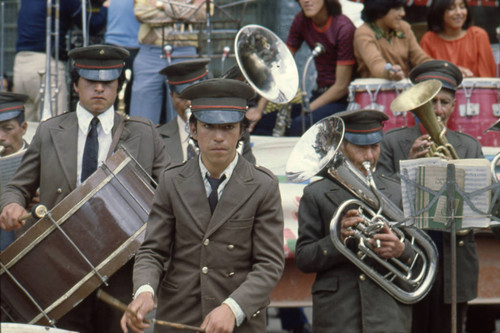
[449,78,500,147]
[347,78,415,131]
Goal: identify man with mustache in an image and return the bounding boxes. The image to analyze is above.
[0,44,170,332]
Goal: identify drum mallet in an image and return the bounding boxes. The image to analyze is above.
[96,289,206,332]
[17,204,48,222]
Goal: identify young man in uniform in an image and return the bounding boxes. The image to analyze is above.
[121,78,284,333]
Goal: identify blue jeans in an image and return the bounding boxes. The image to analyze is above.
[130,44,197,125]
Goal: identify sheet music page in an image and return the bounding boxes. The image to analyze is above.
[0,148,26,192]
[400,158,493,230]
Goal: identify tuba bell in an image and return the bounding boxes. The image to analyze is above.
[222,24,299,136]
[391,79,458,159]
[286,116,438,304]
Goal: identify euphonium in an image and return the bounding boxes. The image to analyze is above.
[286,116,438,304]
[391,79,458,159]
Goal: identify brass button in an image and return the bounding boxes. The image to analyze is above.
[203,239,210,246]
[458,240,465,247]
[202,267,208,274]
[252,310,260,317]
[456,229,470,236]
[322,250,328,256]
[227,244,234,250]
[359,274,366,281]
[228,272,235,277]
[57,188,63,194]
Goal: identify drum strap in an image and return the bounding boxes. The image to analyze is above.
[107,116,126,160]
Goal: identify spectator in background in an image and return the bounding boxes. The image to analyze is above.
[104,0,140,114]
[420,0,496,78]
[13,0,108,121]
[130,0,206,125]
[353,0,431,81]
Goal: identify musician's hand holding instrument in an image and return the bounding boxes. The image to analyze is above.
[120,292,154,333]
[0,203,29,231]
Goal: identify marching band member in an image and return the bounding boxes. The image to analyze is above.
[376,60,483,333]
[121,79,284,333]
[157,58,256,164]
[353,0,431,81]
[0,44,169,333]
[295,109,415,332]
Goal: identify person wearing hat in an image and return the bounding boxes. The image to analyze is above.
[295,109,415,332]
[375,60,483,333]
[121,78,284,333]
[0,92,29,252]
[157,59,256,164]
[0,44,170,332]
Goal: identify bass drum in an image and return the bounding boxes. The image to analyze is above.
[0,149,155,326]
[347,78,415,131]
[449,78,500,147]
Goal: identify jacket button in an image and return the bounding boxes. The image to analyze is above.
[252,310,260,317]
[202,267,208,274]
[359,274,366,281]
[322,250,328,256]
[57,188,63,194]
[228,272,235,277]
[227,244,234,250]
[458,240,464,247]
[203,239,210,246]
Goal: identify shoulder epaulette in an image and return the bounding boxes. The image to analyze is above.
[165,160,188,171]
[253,163,276,179]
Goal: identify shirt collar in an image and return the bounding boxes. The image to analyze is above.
[369,22,405,41]
[198,152,239,181]
[76,102,115,135]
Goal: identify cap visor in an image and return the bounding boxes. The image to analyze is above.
[192,110,245,124]
[344,131,383,146]
[0,110,22,122]
[78,68,122,81]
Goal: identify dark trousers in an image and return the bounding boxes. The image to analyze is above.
[412,268,468,333]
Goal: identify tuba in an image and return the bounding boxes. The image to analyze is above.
[286,116,438,304]
[391,79,458,159]
[222,24,299,136]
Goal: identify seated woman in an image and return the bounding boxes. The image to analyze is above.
[248,0,356,137]
[420,0,496,78]
[353,0,431,80]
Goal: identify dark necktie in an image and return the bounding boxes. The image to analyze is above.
[81,117,100,182]
[207,174,226,214]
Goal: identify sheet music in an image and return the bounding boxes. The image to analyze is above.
[0,148,26,192]
[400,157,494,230]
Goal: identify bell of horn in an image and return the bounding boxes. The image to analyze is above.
[222,24,299,105]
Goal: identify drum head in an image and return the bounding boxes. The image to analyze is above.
[0,323,77,333]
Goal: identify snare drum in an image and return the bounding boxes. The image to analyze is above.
[449,78,500,147]
[347,78,415,131]
[0,149,155,326]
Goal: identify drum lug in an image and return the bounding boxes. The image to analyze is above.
[492,104,500,117]
[459,103,479,117]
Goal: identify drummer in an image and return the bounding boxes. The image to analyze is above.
[375,60,484,333]
[157,58,256,163]
[0,92,29,252]
[0,44,170,333]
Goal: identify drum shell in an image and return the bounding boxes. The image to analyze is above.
[349,78,416,131]
[0,150,154,326]
[448,78,500,147]
[0,323,77,333]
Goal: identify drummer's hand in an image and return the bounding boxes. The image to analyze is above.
[371,223,405,259]
[408,134,432,159]
[0,203,28,231]
[458,66,474,78]
[200,303,235,333]
[120,292,154,333]
[340,209,364,243]
[387,65,405,81]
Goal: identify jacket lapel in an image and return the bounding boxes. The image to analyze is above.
[50,113,78,189]
[206,159,258,238]
[158,121,184,162]
[173,160,212,233]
